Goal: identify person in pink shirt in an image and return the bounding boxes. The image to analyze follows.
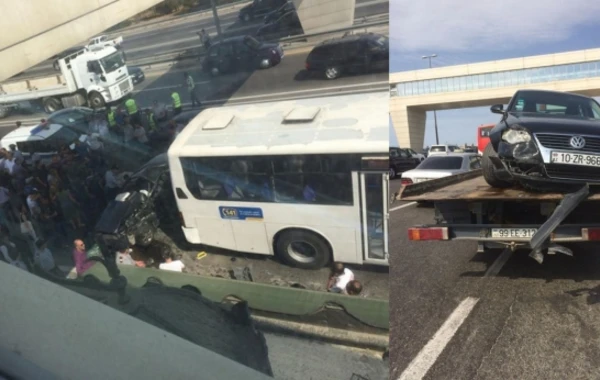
[72,239,95,277]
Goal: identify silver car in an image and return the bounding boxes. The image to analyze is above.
[400,153,481,185]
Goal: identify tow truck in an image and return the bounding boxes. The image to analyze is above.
[395,169,599,264]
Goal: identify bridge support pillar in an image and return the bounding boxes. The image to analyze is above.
[390,102,426,151]
[293,0,355,37]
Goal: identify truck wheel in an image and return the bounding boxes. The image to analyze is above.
[88,92,105,109]
[275,229,331,270]
[482,143,513,188]
[42,97,62,114]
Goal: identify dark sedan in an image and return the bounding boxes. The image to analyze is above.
[129,66,145,84]
[201,35,284,77]
[482,89,600,191]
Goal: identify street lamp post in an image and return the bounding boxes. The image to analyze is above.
[422,54,439,145]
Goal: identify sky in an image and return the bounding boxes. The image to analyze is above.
[388,0,600,149]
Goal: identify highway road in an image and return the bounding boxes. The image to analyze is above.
[0,40,388,127]
[16,0,388,79]
[389,178,600,380]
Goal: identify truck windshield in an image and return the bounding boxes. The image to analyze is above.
[417,156,463,170]
[99,51,125,74]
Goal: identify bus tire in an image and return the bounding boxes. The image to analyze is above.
[275,229,331,270]
[42,97,62,114]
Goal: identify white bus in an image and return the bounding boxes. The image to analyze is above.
[167,92,389,269]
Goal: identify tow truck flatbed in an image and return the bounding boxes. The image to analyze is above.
[395,169,600,264]
[398,169,600,202]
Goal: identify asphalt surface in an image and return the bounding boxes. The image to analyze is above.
[389,178,600,380]
[15,0,388,78]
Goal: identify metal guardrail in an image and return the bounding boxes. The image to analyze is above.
[128,19,388,67]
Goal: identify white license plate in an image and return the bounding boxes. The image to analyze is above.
[491,228,537,239]
[414,178,429,183]
[551,151,600,167]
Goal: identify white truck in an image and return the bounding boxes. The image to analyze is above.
[87,35,123,50]
[0,46,133,118]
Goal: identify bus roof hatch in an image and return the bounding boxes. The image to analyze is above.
[283,106,320,124]
[202,112,234,130]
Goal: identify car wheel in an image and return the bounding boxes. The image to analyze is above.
[42,97,62,114]
[389,167,396,179]
[210,67,220,77]
[275,229,331,270]
[324,66,341,80]
[482,143,513,188]
[259,58,271,69]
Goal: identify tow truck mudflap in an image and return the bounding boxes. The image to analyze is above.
[528,184,590,263]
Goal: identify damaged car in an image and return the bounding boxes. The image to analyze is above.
[482,89,600,191]
[95,154,175,253]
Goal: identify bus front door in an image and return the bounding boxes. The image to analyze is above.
[359,172,389,264]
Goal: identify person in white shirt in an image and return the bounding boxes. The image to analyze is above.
[159,247,185,273]
[87,133,104,152]
[327,262,355,294]
[152,100,167,121]
[34,239,64,276]
[9,144,23,164]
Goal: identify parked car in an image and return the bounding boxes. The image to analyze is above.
[401,153,481,185]
[46,106,95,135]
[239,0,287,22]
[405,148,426,162]
[202,35,284,77]
[129,66,145,84]
[264,1,295,24]
[389,147,421,179]
[255,10,302,41]
[483,89,600,191]
[427,144,459,156]
[304,33,389,80]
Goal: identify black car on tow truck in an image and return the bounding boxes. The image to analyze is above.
[483,89,600,191]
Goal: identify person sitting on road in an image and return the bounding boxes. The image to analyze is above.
[115,242,145,268]
[72,239,95,277]
[158,246,185,273]
[34,238,65,277]
[327,262,355,294]
[345,280,363,296]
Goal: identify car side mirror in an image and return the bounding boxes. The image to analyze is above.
[490,104,505,115]
[100,75,106,82]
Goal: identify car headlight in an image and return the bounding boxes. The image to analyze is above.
[502,128,531,144]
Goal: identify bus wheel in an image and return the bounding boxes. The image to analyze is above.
[275,230,331,270]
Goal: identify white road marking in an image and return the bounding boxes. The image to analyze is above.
[398,297,479,380]
[484,248,513,277]
[390,202,417,212]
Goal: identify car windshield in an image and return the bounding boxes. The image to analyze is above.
[509,91,600,120]
[429,146,447,152]
[99,51,126,73]
[243,35,261,49]
[417,156,464,170]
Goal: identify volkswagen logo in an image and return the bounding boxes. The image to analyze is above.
[570,136,586,149]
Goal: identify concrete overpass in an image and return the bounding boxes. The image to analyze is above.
[0,0,356,82]
[390,48,600,150]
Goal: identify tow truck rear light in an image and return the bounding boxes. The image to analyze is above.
[408,227,449,241]
[582,228,600,241]
[401,178,413,185]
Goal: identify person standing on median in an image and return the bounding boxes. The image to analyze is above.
[124,96,140,125]
[171,90,182,116]
[184,72,201,108]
